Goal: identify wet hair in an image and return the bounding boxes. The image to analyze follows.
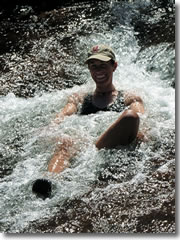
[110,59,115,65]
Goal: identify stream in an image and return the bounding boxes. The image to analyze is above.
[0,0,175,233]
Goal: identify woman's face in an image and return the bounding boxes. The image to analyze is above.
[88,59,117,89]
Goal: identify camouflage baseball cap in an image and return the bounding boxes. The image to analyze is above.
[85,44,116,63]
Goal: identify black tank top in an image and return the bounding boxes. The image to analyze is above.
[79,91,126,115]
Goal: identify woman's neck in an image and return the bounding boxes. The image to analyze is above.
[92,85,118,109]
[95,85,116,95]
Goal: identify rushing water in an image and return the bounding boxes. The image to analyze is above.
[0,0,175,233]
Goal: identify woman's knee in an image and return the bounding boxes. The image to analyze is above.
[118,109,139,128]
[121,109,139,120]
[119,110,140,143]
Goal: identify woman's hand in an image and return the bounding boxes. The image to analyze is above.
[124,91,144,114]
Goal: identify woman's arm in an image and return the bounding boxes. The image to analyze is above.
[53,93,86,124]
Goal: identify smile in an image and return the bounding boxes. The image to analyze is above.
[96,74,106,81]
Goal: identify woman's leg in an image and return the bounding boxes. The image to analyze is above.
[48,137,78,173]
[32,137,78,198]
[48,109,140,172]
[95,109,140,150]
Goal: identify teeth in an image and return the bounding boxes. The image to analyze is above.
[96,75,105,79]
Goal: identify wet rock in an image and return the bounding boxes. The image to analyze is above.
[0,0,106,15]
[132,1,175,48]
[0,1,109,97]
[134,16,175,49]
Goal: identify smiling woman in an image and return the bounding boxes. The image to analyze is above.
[42,44,144,179]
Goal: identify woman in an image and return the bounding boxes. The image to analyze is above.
[48,44,144,173]
[32,44,144,198]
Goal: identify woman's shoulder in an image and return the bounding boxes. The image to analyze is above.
[68,92,90,105]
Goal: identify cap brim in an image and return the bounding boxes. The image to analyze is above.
[85,54,111,64]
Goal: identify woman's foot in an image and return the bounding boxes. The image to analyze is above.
[32,179,52,199]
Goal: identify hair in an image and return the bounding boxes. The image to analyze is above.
[110,59,115,65]
[87,59,116,66]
